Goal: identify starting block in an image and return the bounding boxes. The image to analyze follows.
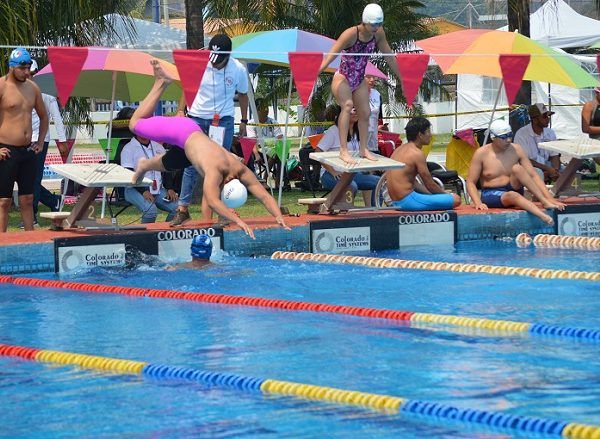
[308,151,404,213]
[47,163,152,230]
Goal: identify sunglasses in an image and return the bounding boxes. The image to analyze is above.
[370,22,383,28]
[494,132,513,140]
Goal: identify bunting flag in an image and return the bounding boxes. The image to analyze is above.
[499,54,531,106]
[56,138,76,163]
[395,54,430,108]
[239,137,257,163]
[173,50,211,108]
[288,52,323,107]
[47,47,88,108]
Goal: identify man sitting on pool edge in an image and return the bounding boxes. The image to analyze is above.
[386,117,461,211]
[466,119,565,225]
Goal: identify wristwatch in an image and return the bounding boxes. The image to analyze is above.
[240,119,248,124]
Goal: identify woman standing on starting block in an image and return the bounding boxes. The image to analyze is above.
[319,3,402,165]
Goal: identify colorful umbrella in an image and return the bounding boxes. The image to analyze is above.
[33,48,182,101]
[33,48,182,218]
[417,29,599,88]
[232,29,387,79]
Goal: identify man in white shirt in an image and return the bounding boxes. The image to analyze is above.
[513,103,561,182]
[120,135,178,224]
[365,75,382,152]
[171,34,249,226]
[29,60,68,222]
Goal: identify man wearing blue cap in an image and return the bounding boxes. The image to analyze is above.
[187,233,213,268]
[0,47,48,232]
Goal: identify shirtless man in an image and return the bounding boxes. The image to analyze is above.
[0,47,48,232]
[129,60,289,239]
[466,119,565,225]
[387,117,461,211]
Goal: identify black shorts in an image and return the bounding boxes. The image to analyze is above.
[0,144,36,198]
[161,147,191,171]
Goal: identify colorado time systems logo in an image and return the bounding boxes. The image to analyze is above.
[312,227,370,253]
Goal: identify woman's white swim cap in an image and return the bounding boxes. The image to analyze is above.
[221,179,248,208]
[363,3,384,24]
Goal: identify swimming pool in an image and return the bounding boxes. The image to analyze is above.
[1,240,598,437]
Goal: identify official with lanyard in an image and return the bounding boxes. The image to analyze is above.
[170,33,250,226]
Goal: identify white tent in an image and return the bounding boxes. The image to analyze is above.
[499,0,600,49]
[98,14,211,57]
[456,0,600,138]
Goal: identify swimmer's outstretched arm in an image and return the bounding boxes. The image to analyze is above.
[238,167,290,230]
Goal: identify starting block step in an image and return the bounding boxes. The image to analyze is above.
[40,212,70,230]
[298,197,327,214]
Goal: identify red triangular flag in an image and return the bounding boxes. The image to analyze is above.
[47,47,88,108]
[288,52,323,107]
[56,138,76,163]
[239,137,257,163]
[395,54,430,108]
[173,50,211,108]
[499,54,530,106]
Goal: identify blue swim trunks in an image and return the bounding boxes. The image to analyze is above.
[391,191,454,211]
[480,184,524,208]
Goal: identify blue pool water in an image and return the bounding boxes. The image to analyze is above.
[1,240,598,437]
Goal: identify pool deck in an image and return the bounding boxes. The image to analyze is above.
[1,196,599,274]
[1,195,598,247]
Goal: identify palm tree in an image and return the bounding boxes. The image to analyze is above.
[0,0,138,134]
[184,0,205,49]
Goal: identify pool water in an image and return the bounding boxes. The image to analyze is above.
[1,240,598,437]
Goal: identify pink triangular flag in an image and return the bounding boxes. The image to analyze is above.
[395,54,430,108]
[454,128,476,147]
[499,54,530,106]
[288,52,323,107]
[47,47,88,108]
[239,137,257,163]
[173,50,211,108]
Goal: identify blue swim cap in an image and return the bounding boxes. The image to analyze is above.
[191,234,212,259]
[8,47,32,68]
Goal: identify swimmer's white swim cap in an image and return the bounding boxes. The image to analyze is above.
[488,119,512,138]
[221,179,247,208]
[363,3,384,24]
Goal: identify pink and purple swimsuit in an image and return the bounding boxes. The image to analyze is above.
[133,116,201,149]
[338,26,377,91]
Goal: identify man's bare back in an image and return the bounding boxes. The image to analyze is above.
[387,142,424,200]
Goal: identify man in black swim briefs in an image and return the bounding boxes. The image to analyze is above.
[466,119,565,226]
[0,47,48,232]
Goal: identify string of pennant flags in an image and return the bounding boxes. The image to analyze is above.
[32,46,600,112]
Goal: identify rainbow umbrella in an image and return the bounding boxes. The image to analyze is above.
[232,29,387,79]
[417,29,599,88]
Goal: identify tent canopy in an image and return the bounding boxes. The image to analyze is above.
[499,0,600,49]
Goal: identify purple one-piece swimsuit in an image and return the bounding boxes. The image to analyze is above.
[338,26,377,91]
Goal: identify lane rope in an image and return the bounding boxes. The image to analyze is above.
[1,276,598,342]
[270,251,600,282]
[517,233,600,251]
[0,342,597,438]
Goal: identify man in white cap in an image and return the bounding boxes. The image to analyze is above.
[513,103,560,182]
[467,119,565,225]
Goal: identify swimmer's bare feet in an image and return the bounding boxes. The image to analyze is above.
[131,158,149,184]
[150,59,173,84]
[540,213,555,226]
[339,150,357,165]
[360,149,378,161]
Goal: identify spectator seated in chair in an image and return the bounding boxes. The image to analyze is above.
[120,133,179,224]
